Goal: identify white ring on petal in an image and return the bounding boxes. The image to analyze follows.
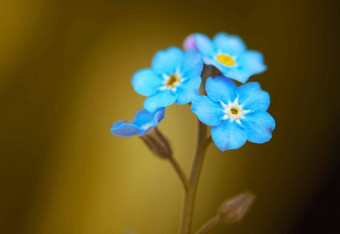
[220,97,251,125]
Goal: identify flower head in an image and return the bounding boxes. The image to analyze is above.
[111,108,165,137]
[132,47,203,112]
[191,76,275,151]
[186,32,266,83]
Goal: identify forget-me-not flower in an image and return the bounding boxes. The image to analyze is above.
[132,47,203,112]
[111,108,165,137]
[191,76,275,151]
[185,32,266,83]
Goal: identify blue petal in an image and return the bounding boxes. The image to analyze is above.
[133,109,155,127]
[111,121,140,137]
[241,111,275,144]
[180,50,203,77]
[218,66,249,83]
[144,90,177,112]
[237,82,270,111]
[194,33,215,57]
[211,120,247,151]
[132,68,163,96]
[176,75,201,104]
[132,108,165,135]
[152,47,185,75]
[191,96,224,126]
[217,51,266,84]
[206,76,237,104]
[213,32,247,55]
[238,50,267,75]
[153,107,165,123]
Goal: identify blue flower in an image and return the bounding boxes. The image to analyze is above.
[187,32,266,83]
[132,47,203,112]
[111,108,165,137]
[191,76,275,151]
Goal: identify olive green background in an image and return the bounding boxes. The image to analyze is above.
[0,0,339,233]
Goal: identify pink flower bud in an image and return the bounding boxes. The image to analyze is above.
[183,34,198,51]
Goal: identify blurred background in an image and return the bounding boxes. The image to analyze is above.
[0,0,339,233]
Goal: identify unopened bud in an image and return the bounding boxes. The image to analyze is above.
[218,192,255,223]
[140,127,172,159]
[183,34,199,51]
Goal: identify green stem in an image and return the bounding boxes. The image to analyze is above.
[169,156,190,192]
[195,215,221,234]
[180,120,209,234]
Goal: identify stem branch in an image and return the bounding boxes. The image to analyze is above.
[169,156,190,192]
[195,215,221,234]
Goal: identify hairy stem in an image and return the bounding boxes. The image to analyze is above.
[178,64,215,234]
[180,120,209,234]
[169,156,190,192]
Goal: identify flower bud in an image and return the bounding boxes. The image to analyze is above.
[218,191,255,223]
[183,34,199,51]
[140,127,172,159]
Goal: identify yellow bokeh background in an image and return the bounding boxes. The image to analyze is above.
[1,0,339,233]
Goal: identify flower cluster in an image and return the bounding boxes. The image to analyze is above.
[111,32,275,151]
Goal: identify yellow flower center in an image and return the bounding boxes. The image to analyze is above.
[166,74,181,88]
[216,54,235,66]
[230,107,239,115]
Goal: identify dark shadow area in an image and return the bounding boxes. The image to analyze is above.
[292,142,340,234]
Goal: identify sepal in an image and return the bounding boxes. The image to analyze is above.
[140,127,172,159]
